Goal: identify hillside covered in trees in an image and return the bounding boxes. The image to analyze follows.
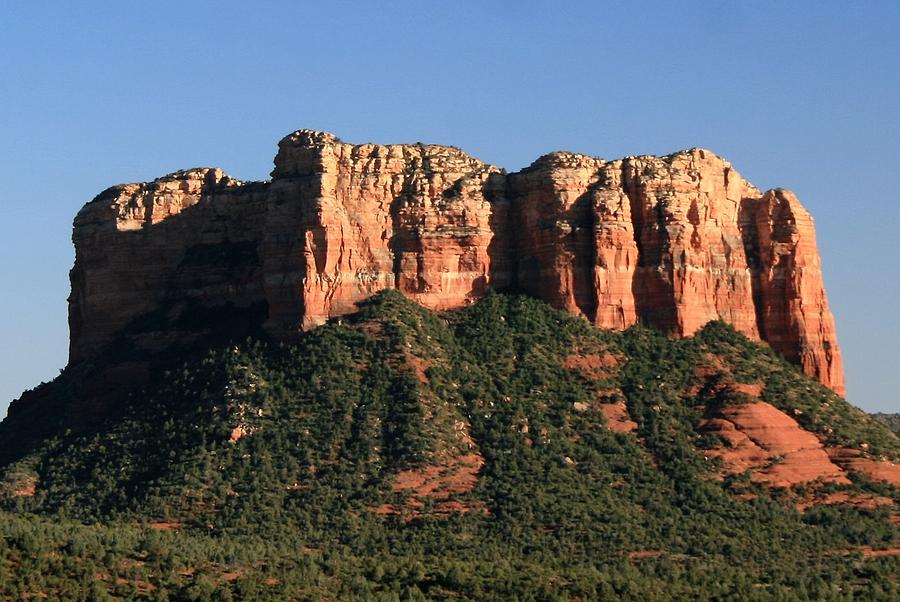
[1,292,898,600]
[874,414,900,435]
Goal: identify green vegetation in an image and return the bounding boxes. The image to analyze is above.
[0,291,898,600]
[873,413,900,435]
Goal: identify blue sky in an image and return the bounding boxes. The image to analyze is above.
[1,1,898,413]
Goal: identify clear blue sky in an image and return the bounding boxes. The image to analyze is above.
[1,2,898,414]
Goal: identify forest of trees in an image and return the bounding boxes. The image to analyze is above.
[0,291,897,600]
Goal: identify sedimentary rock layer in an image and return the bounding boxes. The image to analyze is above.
[68,130,844,394]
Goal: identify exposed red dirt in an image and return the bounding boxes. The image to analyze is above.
[393,452,483,498]
[836,547,900,558]
[373,452,486,519]
[149,521,183,531]
[394,465,445,496]
[94,571,156,594]
[699,401,849,488]
[796,491,894,512]
[688,356,729,395]
[12,477,36,497]
[730,382,763,397]
[600,402,638,433]
[690,371,763,401]
[228,424,250,443]
[827,447,900,487]
[563,352,619,380]
[861,548,900,558]
[404,353,431,384]
[628,550,664,561]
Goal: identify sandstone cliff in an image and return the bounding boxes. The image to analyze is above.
[68,130,844,394]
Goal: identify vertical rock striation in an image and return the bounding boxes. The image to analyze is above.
[264,130,511,333]
[67,130,844,394]
[510,152,604,320]
[619,150,762,338]
[746,189,844,395]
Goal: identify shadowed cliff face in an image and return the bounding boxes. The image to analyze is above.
[66,129,844,394]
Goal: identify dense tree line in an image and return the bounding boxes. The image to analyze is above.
[0,291,897,599]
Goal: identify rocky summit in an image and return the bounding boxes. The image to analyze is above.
[1,131,896,597]
[69,130,843,394]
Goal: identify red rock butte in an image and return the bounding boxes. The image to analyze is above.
[68,129,844,394]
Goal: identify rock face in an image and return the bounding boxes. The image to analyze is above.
[699,401,850,488]
[68,130,844,394]
[263,130,511,334]
[746,189,844,396]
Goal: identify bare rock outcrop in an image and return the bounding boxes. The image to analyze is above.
[745,189,844,395]
[66,130,844,394]
[264,130,511,334]
[68,168,269,362]
[699,401,850,487]
[510,152,604,320]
